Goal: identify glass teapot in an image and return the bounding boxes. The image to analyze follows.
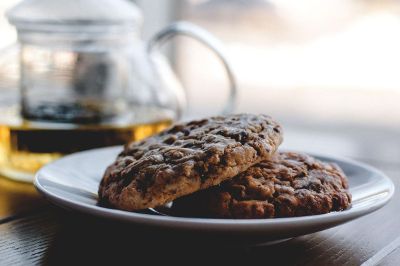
[7,0,237,123]
[0,0,236,182]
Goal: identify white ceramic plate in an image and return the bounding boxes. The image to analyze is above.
[34,146,394,244]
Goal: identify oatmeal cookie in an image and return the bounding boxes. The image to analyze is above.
[172,152,351,218]
[98,114,283,210]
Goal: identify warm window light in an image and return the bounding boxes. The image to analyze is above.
[178,2,400,126]
[230,12,400,92]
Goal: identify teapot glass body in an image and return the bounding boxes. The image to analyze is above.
[18,25,182,124]
[17,22,236,125]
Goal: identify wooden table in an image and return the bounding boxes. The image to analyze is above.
[1,125,399,266]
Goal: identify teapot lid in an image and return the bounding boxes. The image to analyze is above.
[6,0,142,32]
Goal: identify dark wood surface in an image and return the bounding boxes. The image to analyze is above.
[0,126,399,266]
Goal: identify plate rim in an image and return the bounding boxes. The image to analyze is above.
[34,146,395,229]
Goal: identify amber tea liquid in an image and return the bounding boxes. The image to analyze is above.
[0,107,173,182]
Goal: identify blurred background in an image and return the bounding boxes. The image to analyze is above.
[1,0,400,162]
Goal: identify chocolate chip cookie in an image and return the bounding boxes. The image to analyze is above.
[172,152,351,218]
[98,114,283,211]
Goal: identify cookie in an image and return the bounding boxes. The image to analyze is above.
[172,152,351,219]
[98,114,283,210]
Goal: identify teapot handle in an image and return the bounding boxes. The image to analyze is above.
[147,21,237,115]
